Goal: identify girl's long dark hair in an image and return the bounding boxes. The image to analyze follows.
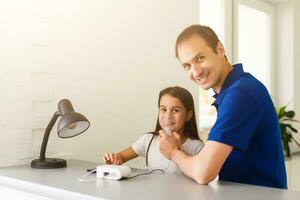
[154,86,200,140]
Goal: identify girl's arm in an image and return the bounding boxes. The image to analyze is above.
[103,146,138,165]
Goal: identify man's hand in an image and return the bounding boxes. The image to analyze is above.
[158,130,181,160]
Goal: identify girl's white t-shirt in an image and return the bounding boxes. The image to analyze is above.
[131,133,204,173]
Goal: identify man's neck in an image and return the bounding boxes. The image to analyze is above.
[214,61,233,94]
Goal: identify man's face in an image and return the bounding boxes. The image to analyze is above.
[177,35,225,92]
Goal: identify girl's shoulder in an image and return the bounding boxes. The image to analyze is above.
[185,138,204,145]
[138,132,157,142]
[182,138,204,155]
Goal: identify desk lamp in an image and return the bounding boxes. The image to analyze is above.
[31,99,90,169]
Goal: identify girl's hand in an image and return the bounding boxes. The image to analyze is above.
[102,152,124,165]
[158,130,181,160]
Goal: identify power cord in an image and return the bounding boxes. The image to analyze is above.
[78,169,97,182]
[78,168,165,182]
[124,169,165,179]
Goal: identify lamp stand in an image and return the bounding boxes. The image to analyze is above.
[31,158,66,169]
[31,111,67,169]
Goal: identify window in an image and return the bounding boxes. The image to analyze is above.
[233,0,274,94]
[198,0,275,129]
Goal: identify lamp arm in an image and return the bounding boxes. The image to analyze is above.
[39,111,60,160]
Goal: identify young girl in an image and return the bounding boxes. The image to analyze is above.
[102,86,204,173]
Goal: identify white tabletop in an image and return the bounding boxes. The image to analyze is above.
[0,159,299,200]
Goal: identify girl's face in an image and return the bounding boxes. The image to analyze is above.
[158,94,192,135]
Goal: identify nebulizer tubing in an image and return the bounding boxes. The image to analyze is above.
[146,126,173,172]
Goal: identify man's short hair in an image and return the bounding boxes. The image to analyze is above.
[175,24,220,58]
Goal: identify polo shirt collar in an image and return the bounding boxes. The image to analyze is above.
[212,63,245,108]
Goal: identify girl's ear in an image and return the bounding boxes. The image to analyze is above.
[186,111,193,122]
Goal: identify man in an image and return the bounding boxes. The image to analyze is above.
[158,24,287,189]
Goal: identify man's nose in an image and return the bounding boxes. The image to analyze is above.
[190,64,203,78]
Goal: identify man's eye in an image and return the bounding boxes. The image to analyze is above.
[197,56,205,62]
[160,108,166,112]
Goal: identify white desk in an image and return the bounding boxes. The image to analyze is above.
[285,153,300,191]
[0,159,299,200]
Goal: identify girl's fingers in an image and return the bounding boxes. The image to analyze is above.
[103,153,110,164]
[112,154,118,164]
[105,153,110,159]
[103,152,114,164]
[172,131,180,139]
[104,153,109,159]
[108,153,114,161]
[103,152,122,165]
[158,130,167,138]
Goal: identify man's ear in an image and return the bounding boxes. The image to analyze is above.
[216,41,225,57]
[186,111,193,122]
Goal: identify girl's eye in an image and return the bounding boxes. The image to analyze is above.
[183,64,191,70]
[172,109,180,113]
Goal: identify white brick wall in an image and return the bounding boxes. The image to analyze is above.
[0,1,68,167]
[0,70,33,167]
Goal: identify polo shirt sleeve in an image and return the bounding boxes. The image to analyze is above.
[208,88,265,152]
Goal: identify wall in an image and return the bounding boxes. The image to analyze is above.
[0,1,33,166]
[275,0,300,152]
[0,0,199,167]
[275,1,294,108]
[292,0,300,151]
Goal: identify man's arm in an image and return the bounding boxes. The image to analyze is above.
[174,141,232,184]
[159,131,233,184]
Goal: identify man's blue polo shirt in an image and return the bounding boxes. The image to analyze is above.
[208,63,287,189]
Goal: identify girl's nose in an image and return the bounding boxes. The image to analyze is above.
[166,110,173,119]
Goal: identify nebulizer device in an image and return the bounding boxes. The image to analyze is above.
[163,125,174,135]
[96,165,131,180]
